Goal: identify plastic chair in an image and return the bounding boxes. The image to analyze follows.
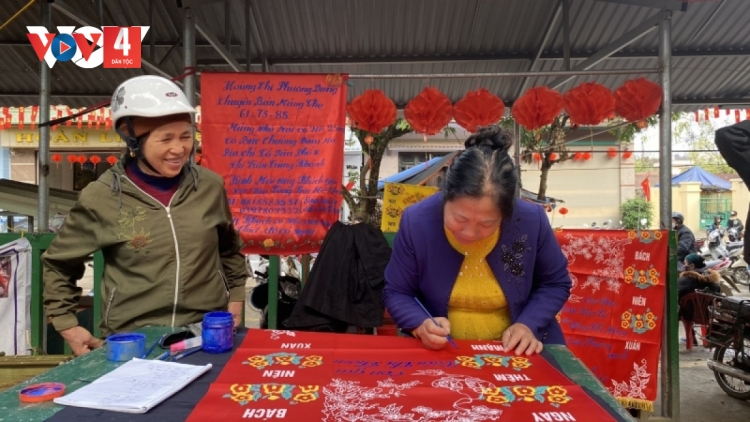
[679,292,715,351]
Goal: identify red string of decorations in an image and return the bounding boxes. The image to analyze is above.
[512,87,564,131]
[404,87,453,138]
[563,82,615,126]
[452,88,505,133]
[346,89,397,134]
[613,78,662,123]
[606,147,618,158]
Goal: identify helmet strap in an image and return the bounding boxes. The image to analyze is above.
[115,117,170,177]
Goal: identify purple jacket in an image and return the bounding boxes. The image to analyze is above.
[383,194,571,344]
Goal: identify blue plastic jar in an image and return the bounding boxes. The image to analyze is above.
[202,311,234,354]
[105,333,146,361]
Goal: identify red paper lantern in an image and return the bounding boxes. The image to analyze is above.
[622,150,633,159]
[195,153,202,164]
[607,147,618,158]
[583,152,592,160]
[346,89,397,134]
[77,155,88,164]
[364,134,374,146]
[549,152,558,161]
[107,155,118,165]
[533,152,542,161]
[512,86,564,131]
[453,88,506,133]
[563,82,615,126]
[559,207,569,215]
[51,153,62,163]
[573,152,583,161]
[404,87,453,136]
[90,155,101,165]
[613,78,662,122]
[66,154,77,164]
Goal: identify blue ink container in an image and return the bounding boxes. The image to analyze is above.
[105,333,147,362]
[202,311,234,354]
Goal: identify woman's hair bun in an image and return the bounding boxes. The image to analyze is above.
[463,125,513,153]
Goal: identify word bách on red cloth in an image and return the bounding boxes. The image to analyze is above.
[188,330,627,421]
[555,229,668,411]
[201,73,347,254]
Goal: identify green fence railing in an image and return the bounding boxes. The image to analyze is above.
[699,197,732,228]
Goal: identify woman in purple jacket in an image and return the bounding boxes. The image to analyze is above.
[383,126,571,355]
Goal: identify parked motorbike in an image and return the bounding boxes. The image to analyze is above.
[728,252,750,288]
[703,258,741,296]
[728,227,743,243]
[699,292,750,400]
[248,255,303,329]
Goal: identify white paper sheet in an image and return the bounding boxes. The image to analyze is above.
[54,358,212,413]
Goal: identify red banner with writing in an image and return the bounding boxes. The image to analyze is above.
[555,229,667,411]
[188,330,629,421]
[201,73,348,254]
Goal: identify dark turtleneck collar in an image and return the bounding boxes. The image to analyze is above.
[127,160,181,192]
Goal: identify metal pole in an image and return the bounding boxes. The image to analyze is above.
[562,0,571,70]
[183,7,196,106]
[658,8,680,422]
[347,69,660,79]
[38,1,51,232]
[245,0,251,72]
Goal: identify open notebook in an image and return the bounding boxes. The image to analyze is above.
[54,358,212,414]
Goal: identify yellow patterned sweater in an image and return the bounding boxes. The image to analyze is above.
[445,227,512,340]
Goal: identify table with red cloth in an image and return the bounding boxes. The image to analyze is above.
[1,327,635,421]
[188,329,632,421]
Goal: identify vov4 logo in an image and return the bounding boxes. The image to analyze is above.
[27,26,149,69]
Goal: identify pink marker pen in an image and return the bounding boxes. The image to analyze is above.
[170,336,202,353]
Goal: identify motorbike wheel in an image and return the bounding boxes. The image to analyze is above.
[712,340,750,400]
[731,267,750,286]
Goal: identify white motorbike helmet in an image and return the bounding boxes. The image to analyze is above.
[111,75,196,154]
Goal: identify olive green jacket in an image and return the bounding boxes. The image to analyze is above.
[42,162,247,337]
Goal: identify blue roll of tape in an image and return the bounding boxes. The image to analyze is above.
[106,333,147,362]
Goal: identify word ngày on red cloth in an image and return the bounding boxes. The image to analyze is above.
[187,330,628,421]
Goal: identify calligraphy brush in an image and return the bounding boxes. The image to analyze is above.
[414,297,459,349]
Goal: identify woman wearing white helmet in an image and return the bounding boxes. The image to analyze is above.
[42,76,247,355]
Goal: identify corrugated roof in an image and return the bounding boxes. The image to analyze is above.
[0,0,748,111]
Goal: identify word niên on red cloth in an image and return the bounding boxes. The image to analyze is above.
[200,73,348,254]
[187,330,627,421]
[555,229,668,412]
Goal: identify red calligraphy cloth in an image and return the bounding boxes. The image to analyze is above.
[200,73,348,255]
[188,330,627,421]
[555,229,668,411]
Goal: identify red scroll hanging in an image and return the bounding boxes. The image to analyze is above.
[201,73,348,254]
[555,229,668,412]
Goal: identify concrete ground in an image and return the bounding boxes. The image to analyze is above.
[77,265,750,421]
[649,289,750,422]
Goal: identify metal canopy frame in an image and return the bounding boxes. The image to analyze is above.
[22,1,710,419]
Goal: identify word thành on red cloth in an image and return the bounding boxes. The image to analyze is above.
[555,229,668,412]
[187,330,628,422]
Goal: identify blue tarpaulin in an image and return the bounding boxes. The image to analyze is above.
[657,166,731,191]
